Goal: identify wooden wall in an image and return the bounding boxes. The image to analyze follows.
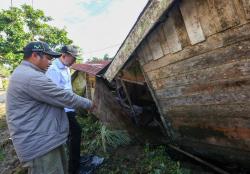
[72,72,95,99]
[85,74,96,100]
[72,72,86,96]
[135,0,250,162]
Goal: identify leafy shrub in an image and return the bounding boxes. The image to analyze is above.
[2,79,9,90]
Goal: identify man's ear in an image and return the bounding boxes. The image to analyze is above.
[32,52,38,58]
[61,53,66,59]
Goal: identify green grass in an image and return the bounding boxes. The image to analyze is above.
[77,114,190,174]
[0,147,5,161]
[0,104,6,162]
[77,114,131,154]
[0,104,7,130]
[101,125,131,152]
[138,145,190,174]
[77,114,103,154]
[0,118,7,130]
[97,144,190,174]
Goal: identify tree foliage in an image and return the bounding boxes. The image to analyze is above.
[87,56,102,63]
[0,5,73,70]
[103,53,110,60]
[87,53,113,63]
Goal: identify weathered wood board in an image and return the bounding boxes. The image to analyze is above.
[233,0,249,24]
[208,0,239,30]
[171,5,190,48]
[141,41,154,64]
[147,30,164,60]
[163,15,182,53]
[155,24,171,55]
[143,22,250,72]
[196,0,220,36]
[180,0,205,45]
[147,39,250,82]
[242,0,250,19]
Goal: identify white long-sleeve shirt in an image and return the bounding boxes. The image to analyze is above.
[46,59,74,112]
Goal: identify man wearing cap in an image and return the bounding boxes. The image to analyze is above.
[46,45,83,174]
[6,41,93,174]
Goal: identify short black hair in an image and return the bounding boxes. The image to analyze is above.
[23,51,33,59]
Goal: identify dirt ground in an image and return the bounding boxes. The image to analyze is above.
[0,104,25,174]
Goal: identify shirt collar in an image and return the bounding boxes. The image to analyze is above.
[21,60,45,73]
[54,58,67,69]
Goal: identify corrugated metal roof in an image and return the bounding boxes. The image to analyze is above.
[71,60,111,76]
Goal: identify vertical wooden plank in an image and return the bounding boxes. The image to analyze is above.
[136,46,146,65]
[86,74,92,99]
[143,40,154,63]
[163,15,182,53]
[242,0,250,19]
[171,5,190,48]
[136,54,145,66]
[233,0,248,24]
[147,29,164,60]
[155,24,171,55]
[135,51,145,66]
[211,0,239,30]
[196,0,220,36]
[139,41,153,64]
[180,0,206,45]
[206,0,223,32]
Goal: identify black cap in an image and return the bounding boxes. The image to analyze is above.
[61,45,81,59]
[22,41,61,58]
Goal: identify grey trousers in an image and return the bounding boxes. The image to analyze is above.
[22,145,68,174]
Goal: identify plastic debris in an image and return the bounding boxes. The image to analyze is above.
[79,155,104,174]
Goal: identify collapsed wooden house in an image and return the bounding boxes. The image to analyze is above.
[100,0,250,168]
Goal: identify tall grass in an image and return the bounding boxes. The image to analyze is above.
[101,125,131,152]
[77,114,190,174]
[77,114,131,154]
[0,148,5,161]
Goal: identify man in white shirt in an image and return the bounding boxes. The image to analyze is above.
[46,45,82,174]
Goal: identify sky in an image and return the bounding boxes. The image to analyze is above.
[0,0,148,61]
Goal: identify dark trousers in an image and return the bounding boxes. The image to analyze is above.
[67,112,82,174]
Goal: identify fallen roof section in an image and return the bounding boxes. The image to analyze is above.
[104,0,175,82]
[71,60,111,76]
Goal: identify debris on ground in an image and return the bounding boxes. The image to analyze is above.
[79,155,104,174]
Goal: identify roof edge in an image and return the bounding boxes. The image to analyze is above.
[104,0,175,82]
